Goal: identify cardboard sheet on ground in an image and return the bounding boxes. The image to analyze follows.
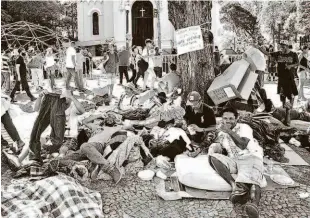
[156,165,299,201]
[278,143,309,166]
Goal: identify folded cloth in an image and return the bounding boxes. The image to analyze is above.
[1,174,104,218]
[122,108,150,120]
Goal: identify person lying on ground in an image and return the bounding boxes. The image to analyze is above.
[28,89,85,166]
[118,85,166,111]
[184,91,217,144]
[208,106,265,218]
[265,100,310,124]
[55,129,152,183]
[122,97,185,130]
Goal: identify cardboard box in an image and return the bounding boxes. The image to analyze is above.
[244,47,266,71]
[207,59,258,105]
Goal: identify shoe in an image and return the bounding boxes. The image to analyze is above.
[244,202,259,218]
[30,97,37,102]
[230,190,249,205]
[107,167,123,184]
[2,151,21,171]
[16,140,25,154]
[90,164,100,180]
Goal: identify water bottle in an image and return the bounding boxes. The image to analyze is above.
[267,158,274,174]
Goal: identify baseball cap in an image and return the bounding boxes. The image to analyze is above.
[186,91,201,106]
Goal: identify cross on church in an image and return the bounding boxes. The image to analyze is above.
[140,7,145,17]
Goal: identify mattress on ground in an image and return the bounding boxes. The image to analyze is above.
[175,154,232,191]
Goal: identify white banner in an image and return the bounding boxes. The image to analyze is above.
[175,25,204,55]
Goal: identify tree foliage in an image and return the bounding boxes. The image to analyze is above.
[221,3,261,41]
[1,1,77,39]
[298,0,310,34]
[1,1,62,28]
[220,2,262,51]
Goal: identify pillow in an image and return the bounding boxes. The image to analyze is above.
[175,154,232,191]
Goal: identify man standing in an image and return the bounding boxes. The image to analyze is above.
[75,47,85,90]
[141,39,156,90]
[208,107,265,218]
[28,50,44,91]
[255,40,299,125]
[1,49,11,94]
[118,46,130,85]
[65,41,80,90]
[153,47,163,78]
[214,46,221,77]
[10,48,36,102]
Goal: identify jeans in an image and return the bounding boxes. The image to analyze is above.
[66,68,81,89]
[31,68,44,89]
[119,66,129,84]
[29,93,68,161]
[60,142,111,171]
[10,80,34,99]
[1,112,21,142]
[77,69,84,89]
[1,70,10,92]
[129,64,137,82]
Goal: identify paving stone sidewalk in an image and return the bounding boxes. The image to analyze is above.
[1,144,310,218]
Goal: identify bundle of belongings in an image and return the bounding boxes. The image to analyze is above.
[1,174,104,218]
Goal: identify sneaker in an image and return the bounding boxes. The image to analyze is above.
[2,151,20,171]
[107,167,123,184]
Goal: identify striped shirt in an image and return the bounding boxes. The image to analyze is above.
[1,55,10,73]
[1,123,14,145]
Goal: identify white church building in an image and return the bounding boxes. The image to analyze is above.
[77,0,176,55]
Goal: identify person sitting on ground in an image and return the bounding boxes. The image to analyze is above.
[27,89,85,166]
[184,91,216,144]
[208,106,265,218]
[157,63,181,95]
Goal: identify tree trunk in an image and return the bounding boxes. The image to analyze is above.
[168,0,214,104]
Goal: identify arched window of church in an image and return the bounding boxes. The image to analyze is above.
[92,12,99,35]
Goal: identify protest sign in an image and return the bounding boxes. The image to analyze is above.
[175,26,204,55]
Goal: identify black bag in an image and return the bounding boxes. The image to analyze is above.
[138,58,149,72]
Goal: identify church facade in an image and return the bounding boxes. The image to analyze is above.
[77,0,175,55]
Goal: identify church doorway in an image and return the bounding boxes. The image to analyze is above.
[131,1,154,47]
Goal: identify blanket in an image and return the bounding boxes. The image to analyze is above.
[1,174,104,218]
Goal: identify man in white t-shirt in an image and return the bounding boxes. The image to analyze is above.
[65,41,81,90]
[158,63,181,95]
[208,106,265,218]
